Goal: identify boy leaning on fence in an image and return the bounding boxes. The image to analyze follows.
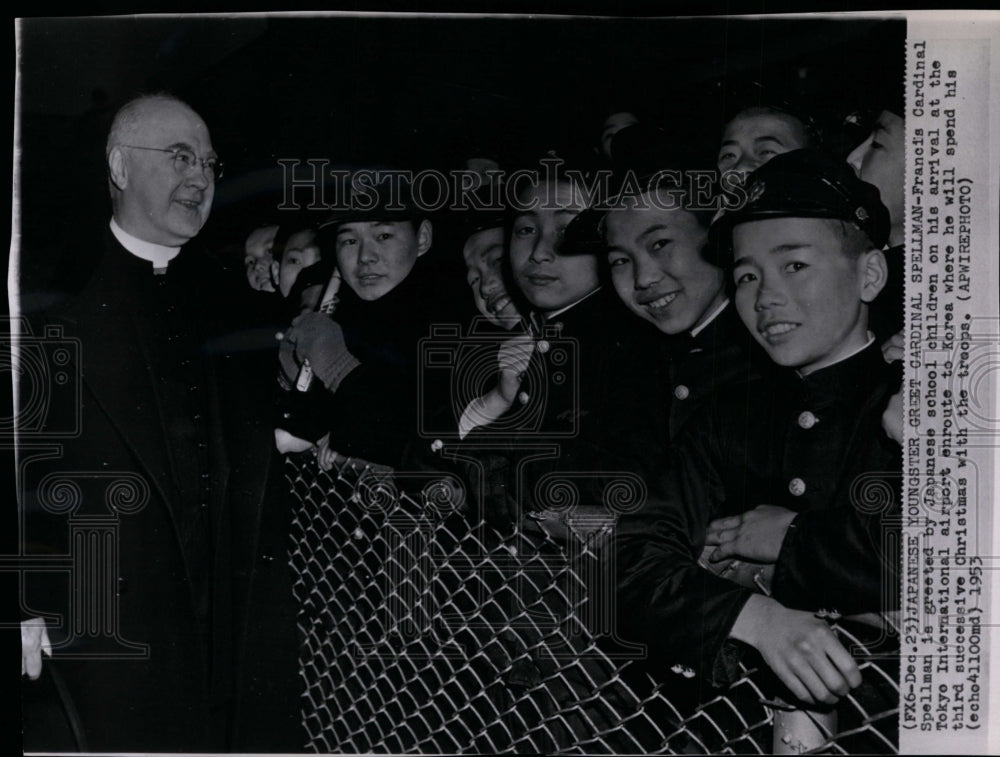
[614,149,902,707]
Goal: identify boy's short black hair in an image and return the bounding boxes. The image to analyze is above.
[725,104,822,149]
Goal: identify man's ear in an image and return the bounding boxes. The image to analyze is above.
[415,219,433,257]
[108,147,128,191]
[859,248,888,303]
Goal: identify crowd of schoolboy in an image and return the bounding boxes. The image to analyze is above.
[239,96,905,709]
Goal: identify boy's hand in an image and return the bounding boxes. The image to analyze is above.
[286,312,360,393]
[315,433,336,471]
[881,330,903,363]
[730,594,862,706]
[21,617,52,680]
[881,389,903,445]
[496,333,535,406]
[705,505,797,564]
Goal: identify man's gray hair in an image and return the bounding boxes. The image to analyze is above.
[105,93,195,158]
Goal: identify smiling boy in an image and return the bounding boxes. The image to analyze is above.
[455,168,668,526]
[614,150,901,706]
[462,222,522,331]
[601,179,764,437]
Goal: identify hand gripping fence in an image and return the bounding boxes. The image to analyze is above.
[287,453,899,755]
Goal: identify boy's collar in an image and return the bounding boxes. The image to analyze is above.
[542,286,602,320]
[690,298,730,338]
[795,332,876,378]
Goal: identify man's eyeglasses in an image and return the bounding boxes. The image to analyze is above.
[122,145,224,182]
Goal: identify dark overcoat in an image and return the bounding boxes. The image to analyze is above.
[20,229,299,752]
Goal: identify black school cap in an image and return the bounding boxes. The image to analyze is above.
[709,148,890,263]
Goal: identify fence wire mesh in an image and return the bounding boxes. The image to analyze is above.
[287,453,899,755]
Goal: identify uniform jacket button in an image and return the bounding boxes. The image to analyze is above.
[536,339,550,354]
[788,477,806,497]
[674,385,690,400]
[518,391,530,405]
[797,411,818,429]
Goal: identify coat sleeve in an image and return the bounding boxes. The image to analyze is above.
[614,409,755,687]
[321,357,416,469]
[771,430,902,614]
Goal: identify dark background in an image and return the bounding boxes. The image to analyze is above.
[16,13,904,301]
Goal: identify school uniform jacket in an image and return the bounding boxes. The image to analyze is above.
[456,287,670,523]
[614,341,902,687]
[662,301,765,441]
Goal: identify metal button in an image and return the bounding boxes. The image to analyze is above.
[788,477,806,497]
[537,339,550,354]
[430,439,444,453]
[670,663,696,679]
[518,391,530,405]
[199,502,209,510]
[797,411,818,429]
[674,385,690,401]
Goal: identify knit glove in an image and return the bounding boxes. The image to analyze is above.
[287,311,361,393]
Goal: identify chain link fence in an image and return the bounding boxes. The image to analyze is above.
[287,453,899,755]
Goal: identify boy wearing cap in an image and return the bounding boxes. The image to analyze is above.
[614,150,901,706]
[282,177,465,469]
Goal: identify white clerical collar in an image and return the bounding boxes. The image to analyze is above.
[110,218,182,272]
[544,286,602,320]
[797,332,877,377]
[690,298,730,338]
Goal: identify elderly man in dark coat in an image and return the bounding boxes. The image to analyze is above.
[19,94,298,752]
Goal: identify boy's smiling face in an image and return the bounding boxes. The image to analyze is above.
[732,216,885,374]
[463,226,521,329]
[604,204,724,335]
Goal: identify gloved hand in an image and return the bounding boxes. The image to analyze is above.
[285,312,361,393]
